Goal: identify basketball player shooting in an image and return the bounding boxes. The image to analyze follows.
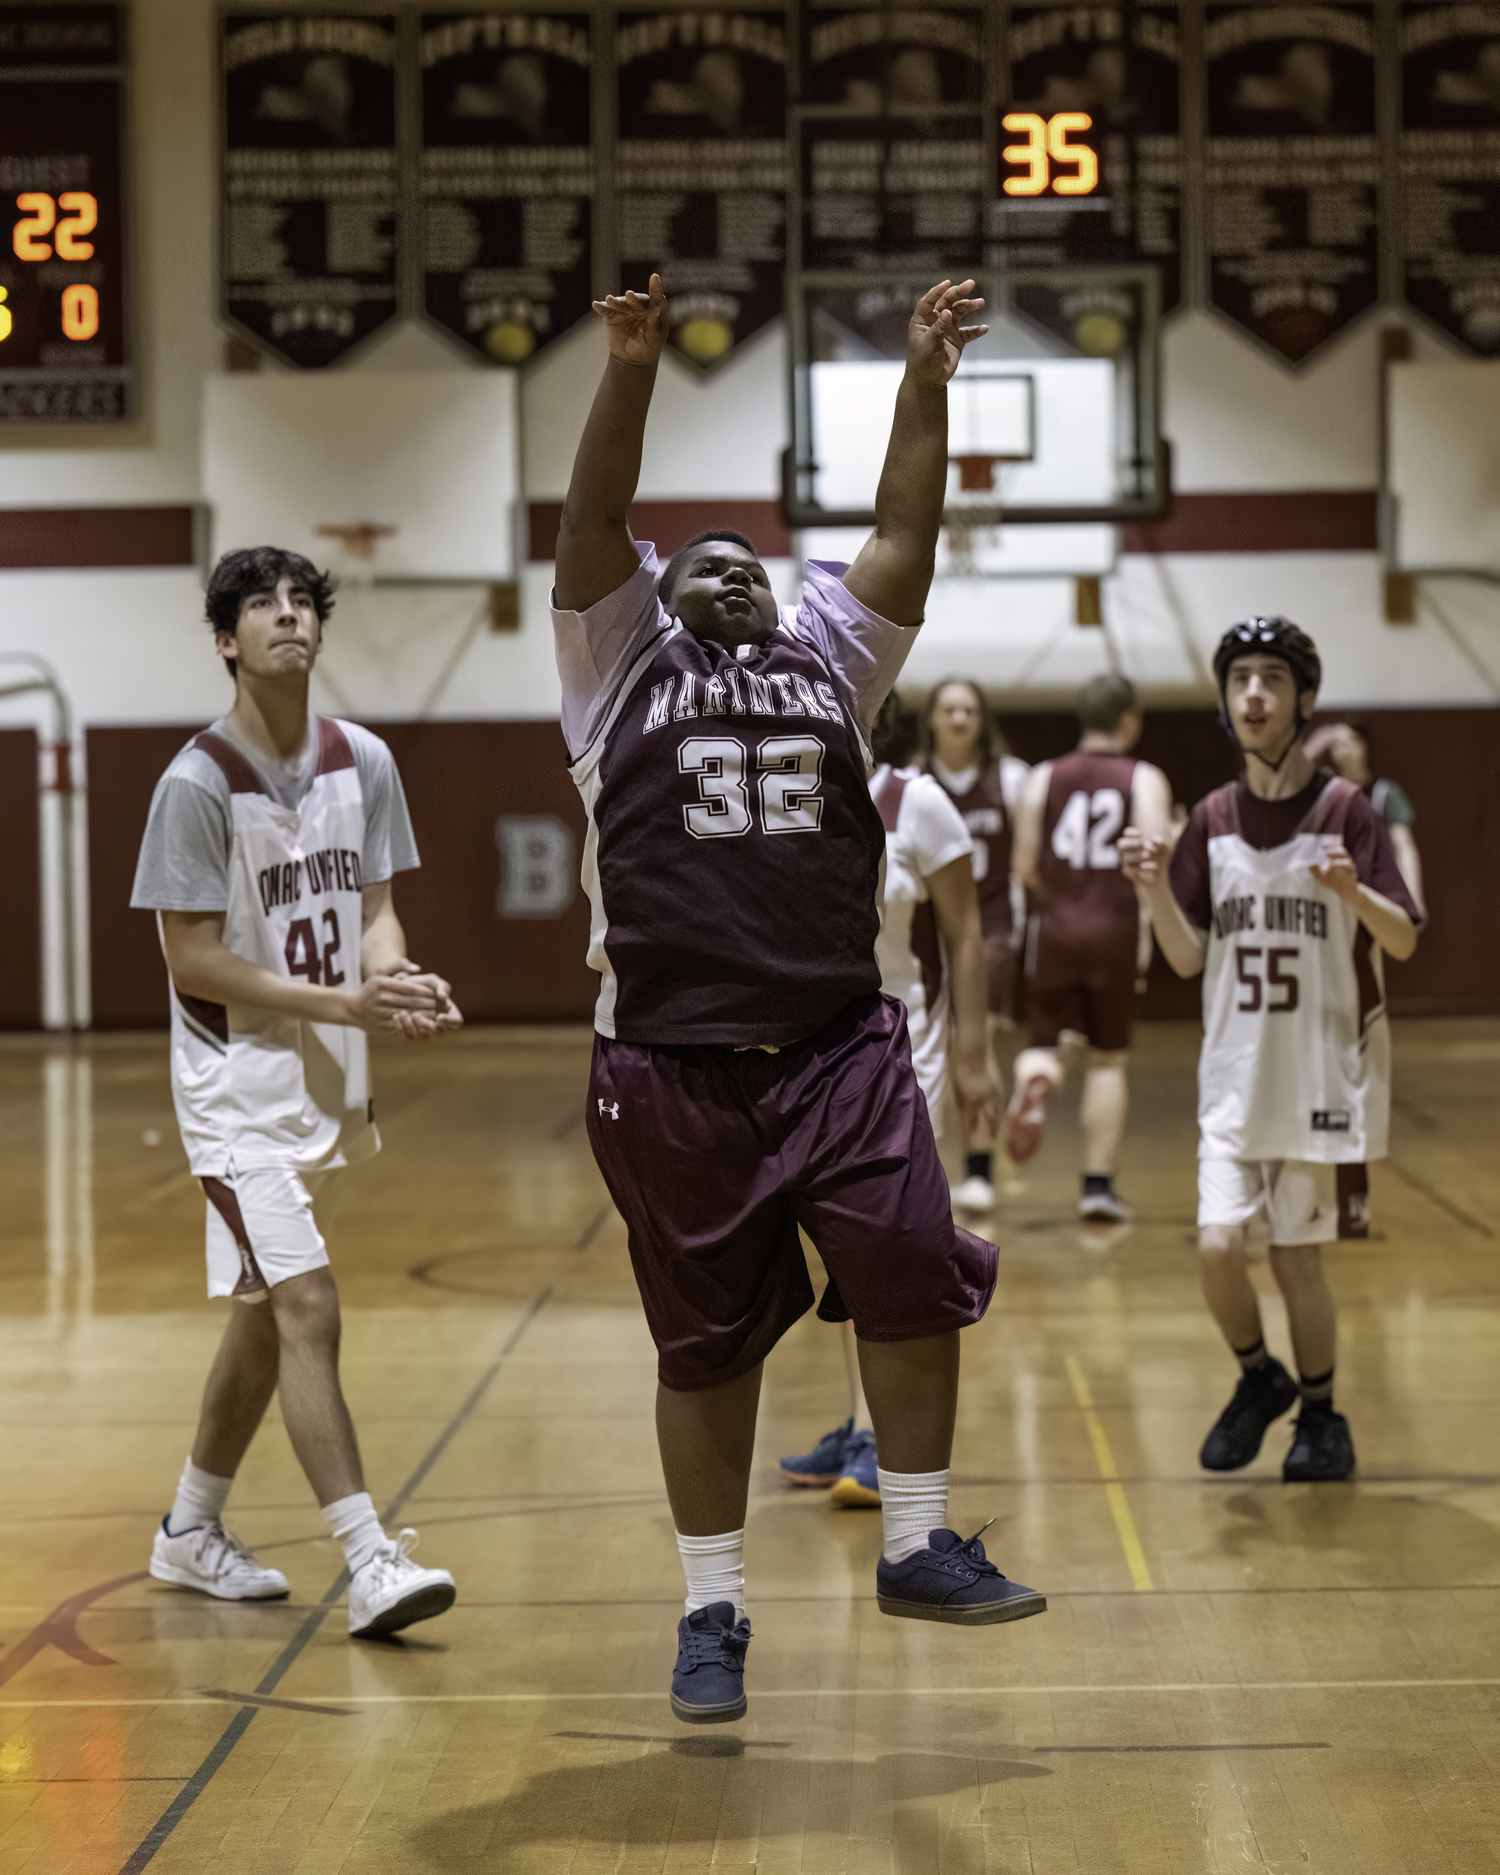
[131,549,463,1638]
[1122,619,1420,1481]
[553,274,1045,1726]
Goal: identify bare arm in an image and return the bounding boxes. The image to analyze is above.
[1389,824,1426,921]
[554,274,668,614]
[1119,830,1207,978]
[1011,762,1051,895]
[925,854,999,1133]
[1310,843,1420,962]
[1130,762,1173,841]
[842,280,988,628]
[161,882,458,1036]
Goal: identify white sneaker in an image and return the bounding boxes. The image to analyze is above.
[347,1528,456,1638]
[1079,1189,1134,1224]
[951,1174,998,1214]
[150,1518,290,1601]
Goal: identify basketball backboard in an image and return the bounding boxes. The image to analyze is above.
[785,264,1168,534]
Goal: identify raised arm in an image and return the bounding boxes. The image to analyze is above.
[1119,830,1206,977]
[842,280,988,628]
[554,273,669,614]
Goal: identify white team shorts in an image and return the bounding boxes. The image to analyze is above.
[1197,1158,1367,1248]
[202,1166,341,1301]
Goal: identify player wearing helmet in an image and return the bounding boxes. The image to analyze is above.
[1122,619,1419,1482]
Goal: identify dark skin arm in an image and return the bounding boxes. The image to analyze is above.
[554,273,669,615]
[842,280,988,627]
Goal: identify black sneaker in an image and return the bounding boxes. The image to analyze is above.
[876,1526,1046,1626]
[1283,1406,1355,1482]
[670,1602,751,1724]
[1199,1359,1299,1471]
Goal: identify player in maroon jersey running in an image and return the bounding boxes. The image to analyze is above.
[924,677,1030,1214]
[552,273,1045,1726]
[1006,673,1172,1222]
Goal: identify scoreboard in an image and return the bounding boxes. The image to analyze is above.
[0,3,129,424]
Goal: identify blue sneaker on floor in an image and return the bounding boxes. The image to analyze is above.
[670,1601,751,1724]
[877,1526,1047,1626]
[779,1418,854,1487]
[829,1427,880,1507]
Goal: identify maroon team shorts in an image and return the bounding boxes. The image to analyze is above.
[586,993,998,1392]
[1026,927,1138,1053]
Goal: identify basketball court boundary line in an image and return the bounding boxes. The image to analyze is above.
[117,1287,551,1875]
[1064,1355,1154,1591]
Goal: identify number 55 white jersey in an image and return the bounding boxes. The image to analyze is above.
[1198,778,1390,1166]
[164,720,377,1177]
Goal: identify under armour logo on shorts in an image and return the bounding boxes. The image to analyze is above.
[598,1099,620,1120]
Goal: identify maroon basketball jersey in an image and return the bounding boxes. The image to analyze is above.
[1036,750,1140,958]
[931,759,1014,943]
[590,626,888,1047]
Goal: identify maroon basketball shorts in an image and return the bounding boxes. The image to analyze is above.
[586,993,999,1392]
[1027,925,1138,1053]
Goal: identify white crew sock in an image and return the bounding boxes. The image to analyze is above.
[676,1529,746,1620]
[878,1467,950,1564]
[167,1457,233,1536]
[322,1491,386,1575]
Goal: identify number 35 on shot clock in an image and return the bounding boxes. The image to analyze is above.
[1001,112,1100,198]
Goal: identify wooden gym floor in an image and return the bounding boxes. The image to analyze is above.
[3,1020,1500,1874]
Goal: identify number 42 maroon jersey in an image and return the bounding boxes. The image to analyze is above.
[554,548,915,1049]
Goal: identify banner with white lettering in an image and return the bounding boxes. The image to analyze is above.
[420,11,593,365]
[1204,2,1379,365]
[221,14,400,367]
[616,8,788,369]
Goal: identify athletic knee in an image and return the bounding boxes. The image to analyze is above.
[1198,1226,1248,1259]
[1268,1242,1324,1289]
[1085,1049,1127,1073]
[268,1269,342,1345]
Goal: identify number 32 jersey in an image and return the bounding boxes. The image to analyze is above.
[132,718,417,1176]
[1177,777,1409,1165]
[554,548,913,1048]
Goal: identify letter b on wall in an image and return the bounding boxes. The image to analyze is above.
[495,815,576,920]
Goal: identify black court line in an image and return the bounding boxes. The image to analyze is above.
[197,1688,354,1717]
[1034,1743,1331,1753]
[553,1730,793,1748]
[119,1288,550,1875]
[1384,1159,1493,1239]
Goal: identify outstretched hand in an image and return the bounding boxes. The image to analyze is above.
[1310,839,1360,904]
[906,279,988,388]
[593,272,668,368]
[1120,827,1168,891]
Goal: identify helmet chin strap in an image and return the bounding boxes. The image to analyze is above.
[1221,698,1308,772]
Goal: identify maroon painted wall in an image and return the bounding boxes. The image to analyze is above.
[0,729,41,1030]
[83,707,1499,1031]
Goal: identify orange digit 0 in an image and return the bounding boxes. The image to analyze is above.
[1002,113,1049,196]
[13,192,55,261]
[61,282,99,341]
[55,191,97,260]
[1048,113,1099,195]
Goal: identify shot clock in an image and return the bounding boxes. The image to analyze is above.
[0,2,129,423]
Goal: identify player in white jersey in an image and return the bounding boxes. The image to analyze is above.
[130,547,464,1636]
[780,693,996,1506]
[1123,619,1419,1482]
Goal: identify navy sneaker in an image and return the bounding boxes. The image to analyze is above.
[670,1601,751,1724]
[1200,1359,1299,1471]
[876,1526,1046,1626]
[1283,1406,1355,1482]
[779,1418,854,1487]
[829,1428,880,1507]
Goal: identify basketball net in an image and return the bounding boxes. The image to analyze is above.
[315,522,397,590]
[943,455,1007,577]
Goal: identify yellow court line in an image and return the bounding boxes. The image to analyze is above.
[3,1680,1500,1709]
[1064,1355,1154,1593]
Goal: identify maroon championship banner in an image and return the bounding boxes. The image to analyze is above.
[221,14,400,367]
[1204,2,1379,365]
[616,9,788,369]
[800,4,985,272]
[420,12,592,365]
[1000,1,1181,315]
[1401,2,1500,356]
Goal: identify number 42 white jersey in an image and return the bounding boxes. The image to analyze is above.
[1198,778,1390,1165]
[165,721,377,1176]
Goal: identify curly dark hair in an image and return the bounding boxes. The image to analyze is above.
[659,528,762,608]
[205,547,337,680]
